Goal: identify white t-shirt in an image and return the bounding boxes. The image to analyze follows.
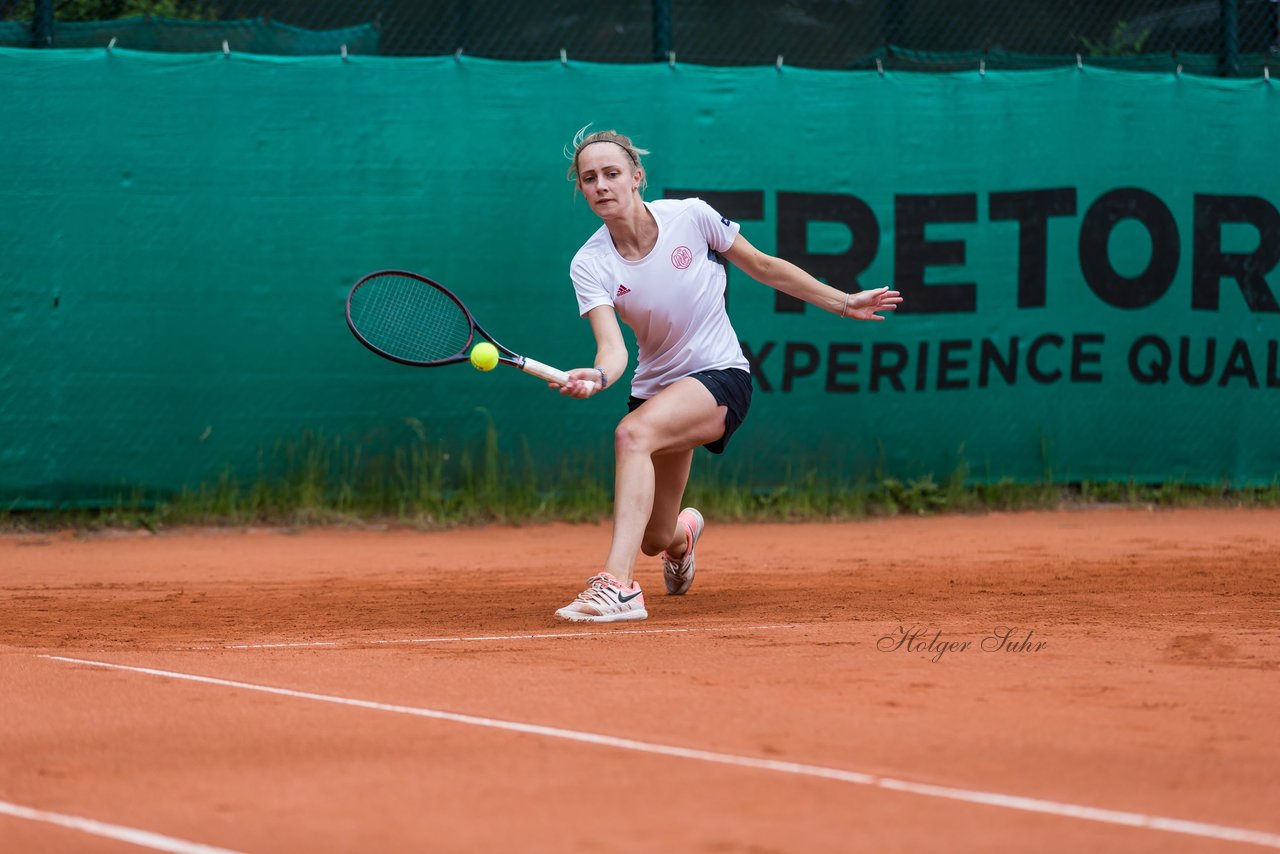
[570,198,751,398]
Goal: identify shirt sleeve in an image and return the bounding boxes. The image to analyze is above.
[688,198,741,253]
[570,254,613,317]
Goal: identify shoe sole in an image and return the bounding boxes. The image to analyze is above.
[555,608,649,623]
[665,507,704,596]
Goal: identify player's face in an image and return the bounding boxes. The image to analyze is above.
[576,144,641,220]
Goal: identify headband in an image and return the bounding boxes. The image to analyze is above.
[576,138,639,166]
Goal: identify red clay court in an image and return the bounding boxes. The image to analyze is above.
[2,507,1279,852]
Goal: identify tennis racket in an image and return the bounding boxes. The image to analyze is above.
[345,270,592,390]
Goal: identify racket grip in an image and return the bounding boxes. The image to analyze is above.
[519,356,597,392]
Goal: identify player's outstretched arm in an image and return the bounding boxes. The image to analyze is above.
[721,234,902,320]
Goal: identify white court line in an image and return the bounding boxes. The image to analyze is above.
[0,799,243,854]
[214,624,797,650]
[40,654,1280,850]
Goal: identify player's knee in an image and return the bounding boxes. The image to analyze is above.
[614,417,655,456]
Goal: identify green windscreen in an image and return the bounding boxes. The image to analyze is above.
[1,48,1277,507]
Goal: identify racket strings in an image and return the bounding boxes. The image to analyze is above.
[349,275,473,363]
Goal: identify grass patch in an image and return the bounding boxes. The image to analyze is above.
[3,431,1278,532]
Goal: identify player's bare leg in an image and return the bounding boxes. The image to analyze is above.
[645,449,695,559]
[556,379,724,621]
[601,378,726,585]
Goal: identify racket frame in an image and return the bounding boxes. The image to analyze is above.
[345,269,584,388]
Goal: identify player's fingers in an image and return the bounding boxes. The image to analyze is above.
[564,378,594,399]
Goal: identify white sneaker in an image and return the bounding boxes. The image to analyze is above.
[661,507,704,595]
[555,572,648,623]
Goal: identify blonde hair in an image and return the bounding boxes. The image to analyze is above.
[565,125,650,194]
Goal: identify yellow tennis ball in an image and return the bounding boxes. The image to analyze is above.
[470,342,499,371]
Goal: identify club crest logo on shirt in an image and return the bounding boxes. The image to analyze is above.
[671,246,693,269]
[615,284,631,297]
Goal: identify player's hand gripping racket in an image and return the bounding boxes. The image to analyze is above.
[345,270,593,391]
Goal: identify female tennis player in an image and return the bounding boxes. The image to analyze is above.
[554,128,902,622]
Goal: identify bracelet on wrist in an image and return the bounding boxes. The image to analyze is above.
[595,367,608,389]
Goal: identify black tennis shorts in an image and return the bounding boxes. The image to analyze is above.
[627,367,754,455]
